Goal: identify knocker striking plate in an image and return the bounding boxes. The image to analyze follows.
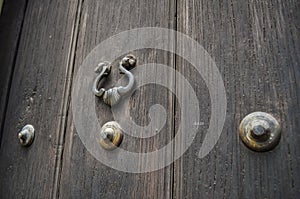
[99,121,123,150]
[92,54,136,106]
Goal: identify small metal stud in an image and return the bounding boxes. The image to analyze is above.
[99,121,123,150]
[18,124,35,147]
[239,112,281,152]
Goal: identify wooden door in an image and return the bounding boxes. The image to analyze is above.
[0,0,299,198]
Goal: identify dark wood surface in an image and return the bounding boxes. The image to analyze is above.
[175,0,300,198]
[0,0,27,144]
[0,0,80,198]
[0,0,299,198]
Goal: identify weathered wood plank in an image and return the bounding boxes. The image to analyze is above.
[0,0,27,145]
[174,0,300,198]
[58,0,176,198]
[0,0,79,198]
[0,0,3,15]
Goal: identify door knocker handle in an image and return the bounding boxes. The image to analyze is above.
[92,55,136,106]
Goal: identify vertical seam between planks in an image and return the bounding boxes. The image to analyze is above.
[171,0,178,198]
[0,0,29,149]
[51,0,83,198]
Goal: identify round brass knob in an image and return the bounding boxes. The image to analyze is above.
[99,121,123,150]
[239,112,281,151]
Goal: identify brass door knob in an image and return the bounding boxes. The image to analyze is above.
[239,112,281,152]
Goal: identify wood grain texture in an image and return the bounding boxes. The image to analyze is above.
[58,0,176,198]
[0,0,3,15]
[0,0,27,145]
[0,0,79,198]
[174,0,300,198]
[0,0,299,198]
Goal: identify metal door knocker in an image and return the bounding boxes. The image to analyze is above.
[92,54,136,106]
[93,55,136,150]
